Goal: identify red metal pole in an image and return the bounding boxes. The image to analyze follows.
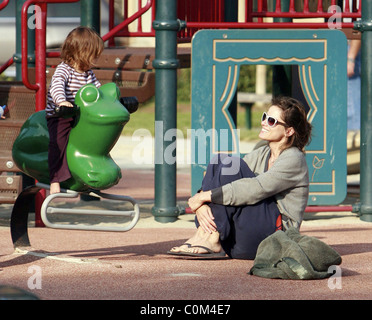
[0,57,14,75]
[101,0,153,42]
[21,1,38,91]
[316,0,322,13]
[186,21,355,29]
[21,0,79,227]
[33,2,47,227]
[35,3,46,112]
[108,0,115,46]
[0,0,9,10]
[21,0,79,92]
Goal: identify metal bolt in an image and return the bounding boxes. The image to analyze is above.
[6,161,13,169]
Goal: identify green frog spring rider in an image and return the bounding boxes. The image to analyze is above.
[13,82,133,191]
[10,83,140,247]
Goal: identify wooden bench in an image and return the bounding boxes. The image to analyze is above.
[37,46,191,103]
[0,82,36,203]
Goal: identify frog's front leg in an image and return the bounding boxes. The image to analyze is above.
[68,151,122,190]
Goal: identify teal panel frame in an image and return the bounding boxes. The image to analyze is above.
[191,29,347,206]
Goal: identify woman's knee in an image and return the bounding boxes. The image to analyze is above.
[229,247,257,260]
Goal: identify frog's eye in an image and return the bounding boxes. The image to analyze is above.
[81,85,99,103]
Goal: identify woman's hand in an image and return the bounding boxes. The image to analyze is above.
[188,191,215,233]
[195,204,217,234]
[188,190,212,212]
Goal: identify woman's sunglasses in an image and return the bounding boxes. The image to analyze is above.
[261,112,287,128]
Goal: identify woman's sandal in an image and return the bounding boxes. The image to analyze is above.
[167,245,227,259]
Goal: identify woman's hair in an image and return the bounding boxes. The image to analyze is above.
[271,96,312,152]
[60,26,104,72]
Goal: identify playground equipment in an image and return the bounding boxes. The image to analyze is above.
[191,29,348,208]
[13,83,130,191]
[10,82,140,248]
[1,0,371,226]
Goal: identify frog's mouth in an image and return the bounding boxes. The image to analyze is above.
[86,112,130,125]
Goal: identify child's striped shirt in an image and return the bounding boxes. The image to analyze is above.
[46,61,101,117]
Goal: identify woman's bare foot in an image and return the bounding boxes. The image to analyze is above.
[50,182,60,194]
[169,233,199,253]
[169,227,222,254]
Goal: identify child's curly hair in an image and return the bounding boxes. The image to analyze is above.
[60,26,104,72]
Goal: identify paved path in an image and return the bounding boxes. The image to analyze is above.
[0,136,371,304]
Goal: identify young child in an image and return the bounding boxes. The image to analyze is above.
[45,26,104,194]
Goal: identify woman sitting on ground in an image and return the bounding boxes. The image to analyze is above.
[168,96,312,260]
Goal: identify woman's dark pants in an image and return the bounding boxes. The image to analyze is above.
[196,155,281,260]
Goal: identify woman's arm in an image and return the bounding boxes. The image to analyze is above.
[188,190,211,212]
[188,191,218,233]
[212,148,308,206]
[347,39,361,77]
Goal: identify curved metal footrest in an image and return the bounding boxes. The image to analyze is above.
[10,183,140,248]
[38,183,140,232]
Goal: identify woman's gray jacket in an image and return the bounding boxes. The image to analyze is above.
[210,145,309,230]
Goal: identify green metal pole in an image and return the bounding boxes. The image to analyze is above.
[15,0,35,80]
[80,0,100,33]
[151,0,184,222]
[355,3,372,222]
[243,103,253,129]
[79,0,101,203]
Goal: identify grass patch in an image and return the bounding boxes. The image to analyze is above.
[123,100,264,143]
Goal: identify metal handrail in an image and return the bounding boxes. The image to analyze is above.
[5,0,362,79]
[186,21,356,29]
[21,0,80,111]
[106,0,155,46]
[13,0,363,100]
[37,1,155,59]
[0,0,9,11]
[0,57,14,75]
[104,0,362,44]
[0,0,11,73]
[103,0,154,43]
[182,0,361,39]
